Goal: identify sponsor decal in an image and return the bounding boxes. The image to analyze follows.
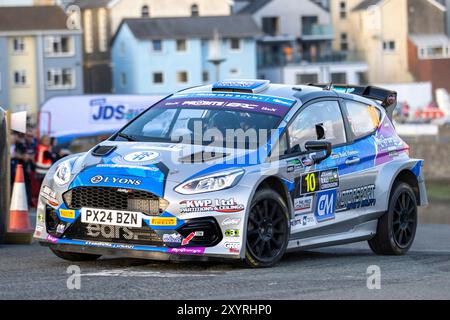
[96,164,159,172]
[59,209,76,219]
[337,185,376,211]
[330,150,359,160]
[168,247,205,255]
[37,212,45,223]
[84,241,135,250]
[87,224,139,240]
[224,242,240,250]
[149,217,177,226]
[179,198,244,214]
[90,175,142,186]
[40,186,58,205]
[56,224,66,234]
[123,151,159,163]
[35,226,43,237]
[222,218,241,226]
[301,169,339,194]
[294,196,313,215]
[89,98,144,123]
[291,214,316,229]
[286,158,303,173]
[224,229,240,237]
[315,190,337,222]
[162,233,182,244]
[46,235,59,244]
[182,232,196,246]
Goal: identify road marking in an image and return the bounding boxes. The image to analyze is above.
[81,269,221,278]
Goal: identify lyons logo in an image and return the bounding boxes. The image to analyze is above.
[315,190,337,222]
[90,175,142,186]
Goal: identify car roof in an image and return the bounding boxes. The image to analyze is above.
[178,81,379,107]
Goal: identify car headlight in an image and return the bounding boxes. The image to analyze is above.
[53,160,72,186]
[175,169,244,195]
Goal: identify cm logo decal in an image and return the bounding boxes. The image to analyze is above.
[315,189,336,222]
[123,151,159,163]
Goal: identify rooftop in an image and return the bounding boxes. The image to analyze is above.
[119,15,261,41]
[0,6,69,32]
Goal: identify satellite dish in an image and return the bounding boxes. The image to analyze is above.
[10,111,27,134]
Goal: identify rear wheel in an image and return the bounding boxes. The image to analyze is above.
[244,189,290,268]
[368,182,418,255]
[50,248,102,262]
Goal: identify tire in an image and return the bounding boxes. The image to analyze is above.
[368,182,418,255]
[50,248,101,262]
[244,189,290,268]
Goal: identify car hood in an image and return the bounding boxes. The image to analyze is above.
[69,141,260,197]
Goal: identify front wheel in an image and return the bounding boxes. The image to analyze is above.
[244,189,290,268]
[368,182,418,255]
[50,248,102,262]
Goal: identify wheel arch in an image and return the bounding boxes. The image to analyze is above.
[254,176,293,218]
[391,169,420,205]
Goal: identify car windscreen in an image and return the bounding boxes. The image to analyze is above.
[115,93,296,149]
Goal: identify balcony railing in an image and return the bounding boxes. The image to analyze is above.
[301,24,334,40]
[258,51,366,68]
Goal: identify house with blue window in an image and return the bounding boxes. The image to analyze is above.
[111,15,261,95]
[0,6,83,122]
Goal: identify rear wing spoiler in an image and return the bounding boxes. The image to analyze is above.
[309,84,398,119]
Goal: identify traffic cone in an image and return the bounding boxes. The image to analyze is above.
[6,164,33,244]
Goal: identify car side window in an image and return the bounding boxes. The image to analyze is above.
[288,100,346,153]
[344,100,381,139]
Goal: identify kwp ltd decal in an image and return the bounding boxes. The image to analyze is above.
[179,198,244,214]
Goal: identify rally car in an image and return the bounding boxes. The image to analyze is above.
[34,80,428,267]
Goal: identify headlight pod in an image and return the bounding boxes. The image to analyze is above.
[53,160,72,186]
[175,169,244,195]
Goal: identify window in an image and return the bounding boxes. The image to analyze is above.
[230,68,240,76]
[98,8,108,52]
[84,10,93,54]
[418,45,450,59]
[340,33,348,51]
[191,4,199,17]
[202,71,209,82]
[120,72,127,87]
[288,101,346,152]
[120,41,126,56]
[45,36,74,56]
[357,72,368,85]
[344,100,381,139]
[339,1,347,19]
[296,73,318,84]
[176,39,187,52]
[141,5,149,17]
[177,71,188,84]
[13,38,25,53]
[153,72,164,84]
[47,68,75,89]
[383,41,396,52]
[262,17,279,36]
[230,38,241,51]
[152,40,163,52]
[13,71,27,86]
[331,72,347,83]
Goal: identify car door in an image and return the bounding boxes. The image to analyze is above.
[282,99,348,235]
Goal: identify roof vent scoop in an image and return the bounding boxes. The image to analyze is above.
[212,79,270,94]
[91,145,117,157]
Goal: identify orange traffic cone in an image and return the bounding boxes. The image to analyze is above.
[6,164,33,244]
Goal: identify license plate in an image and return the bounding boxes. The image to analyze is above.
[81,208,142,228]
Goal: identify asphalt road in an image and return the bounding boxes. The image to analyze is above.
[1,223,449,300]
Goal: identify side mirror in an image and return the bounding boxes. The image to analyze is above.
[305,140,332,164]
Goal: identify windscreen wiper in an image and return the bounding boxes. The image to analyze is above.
[117,132,136,141]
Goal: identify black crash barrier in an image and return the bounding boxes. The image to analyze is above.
[0,108,10,243]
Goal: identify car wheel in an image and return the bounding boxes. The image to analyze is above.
[244,189,290,268]
[368,182,418,255]
[50,248,102,262]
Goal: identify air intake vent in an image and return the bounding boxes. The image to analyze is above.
[91,145,116,157]
[212,79,270,94]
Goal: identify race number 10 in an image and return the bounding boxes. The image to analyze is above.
[302,172,317,194]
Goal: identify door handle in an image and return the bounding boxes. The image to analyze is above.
[345,157,360,165]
